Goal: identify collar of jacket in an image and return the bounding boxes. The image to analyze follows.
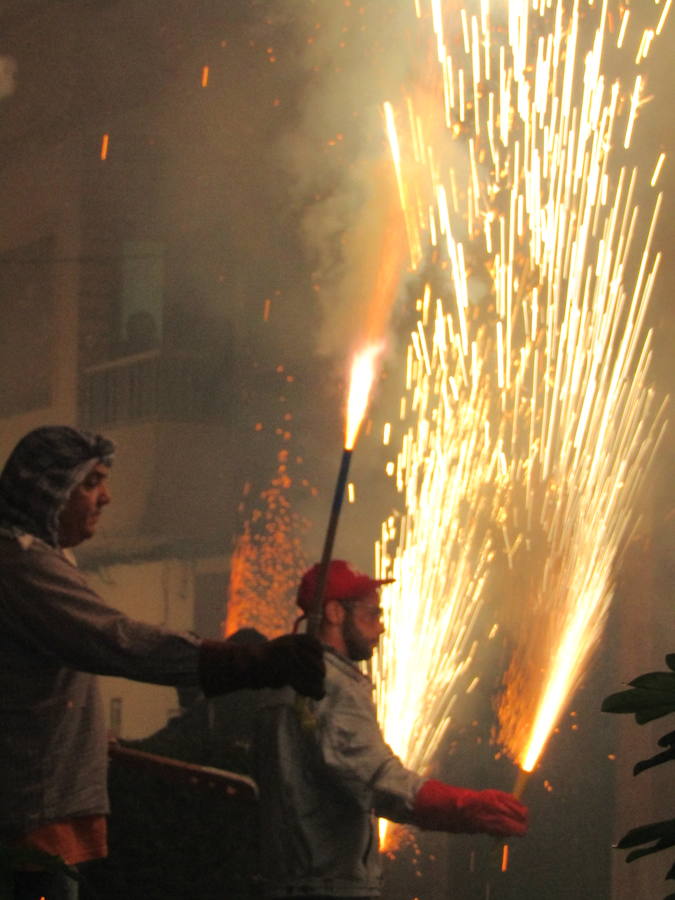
[322,644,374,687]
[0,529,77,566]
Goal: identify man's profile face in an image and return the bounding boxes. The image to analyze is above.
[342,591,385,661]
[57,463,111,548]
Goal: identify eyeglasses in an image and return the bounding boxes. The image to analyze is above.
[340,600,384,622]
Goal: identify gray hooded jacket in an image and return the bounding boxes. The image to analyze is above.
[0,427,201,833]
[255,648,424,898]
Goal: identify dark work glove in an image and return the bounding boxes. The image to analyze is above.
[198,634,325,699]
[412,779,528,837]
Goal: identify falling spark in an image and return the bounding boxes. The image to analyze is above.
[651,152,666,187]
[201,65,209,88]
[100,133,109,161]
[370,0,668,813]
[656,0,672,35]
[624,75,642,149]
[617,9,630,48]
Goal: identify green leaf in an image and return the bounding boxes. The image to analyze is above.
[616,818,675,852]
[601,689,643,713]
[635,706,675,725]
[602,674,675,723]
[626,845,672,864]
[629,672,675,691]
[634,746,675,775]
[603,690,675,716]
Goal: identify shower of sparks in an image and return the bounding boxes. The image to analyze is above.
[226,447,312,639]
[226,371,315,639]
[375,305,508,779]
[372,0,669,805]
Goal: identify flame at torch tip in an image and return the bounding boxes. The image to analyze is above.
[345,345,381,450]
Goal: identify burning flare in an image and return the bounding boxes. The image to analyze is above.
[345,345,382,451]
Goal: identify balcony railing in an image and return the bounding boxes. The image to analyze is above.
[79,349,224,428]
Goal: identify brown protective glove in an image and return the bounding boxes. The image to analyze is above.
[198,634,325,699]
[412,779,528,838]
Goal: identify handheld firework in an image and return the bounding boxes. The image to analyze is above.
[306,345,381,638]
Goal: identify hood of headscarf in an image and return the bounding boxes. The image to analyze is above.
[0,426,115,547]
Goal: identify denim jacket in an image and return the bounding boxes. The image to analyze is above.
[255,648,423,898]
[0,533,200,833]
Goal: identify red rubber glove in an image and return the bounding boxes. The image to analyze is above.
[412,779,528,837]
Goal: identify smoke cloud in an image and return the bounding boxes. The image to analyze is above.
[268,0,418,358]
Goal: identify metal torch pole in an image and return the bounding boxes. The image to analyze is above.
[306,448,353,637]
[512,768,529,801]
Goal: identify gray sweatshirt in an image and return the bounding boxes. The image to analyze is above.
[255,648,423,898]
[0,533,200,833]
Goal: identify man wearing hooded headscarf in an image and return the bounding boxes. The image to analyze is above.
[0,426,325,900]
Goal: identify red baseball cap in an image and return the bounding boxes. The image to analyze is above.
[297,559,394,613]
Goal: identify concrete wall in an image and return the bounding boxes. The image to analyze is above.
[0,138,81,453]
[88,557,195,740]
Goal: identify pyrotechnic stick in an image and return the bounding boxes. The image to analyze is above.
[306,447,353,638]
[512,767,530,802]
[499,768,530,874]
[306,345,380,638]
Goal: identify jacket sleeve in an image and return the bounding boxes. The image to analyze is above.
[316,669,424,823]
[0,541,201,685]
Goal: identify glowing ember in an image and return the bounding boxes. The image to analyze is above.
[370,0,668,818]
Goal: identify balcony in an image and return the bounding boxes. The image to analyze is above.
[79,348,225,429]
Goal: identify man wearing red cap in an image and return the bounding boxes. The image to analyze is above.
[255,559,528,900]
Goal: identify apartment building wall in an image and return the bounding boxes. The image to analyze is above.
[0,141,81,452]
[83,555,226,739]
[0,2,248,739]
